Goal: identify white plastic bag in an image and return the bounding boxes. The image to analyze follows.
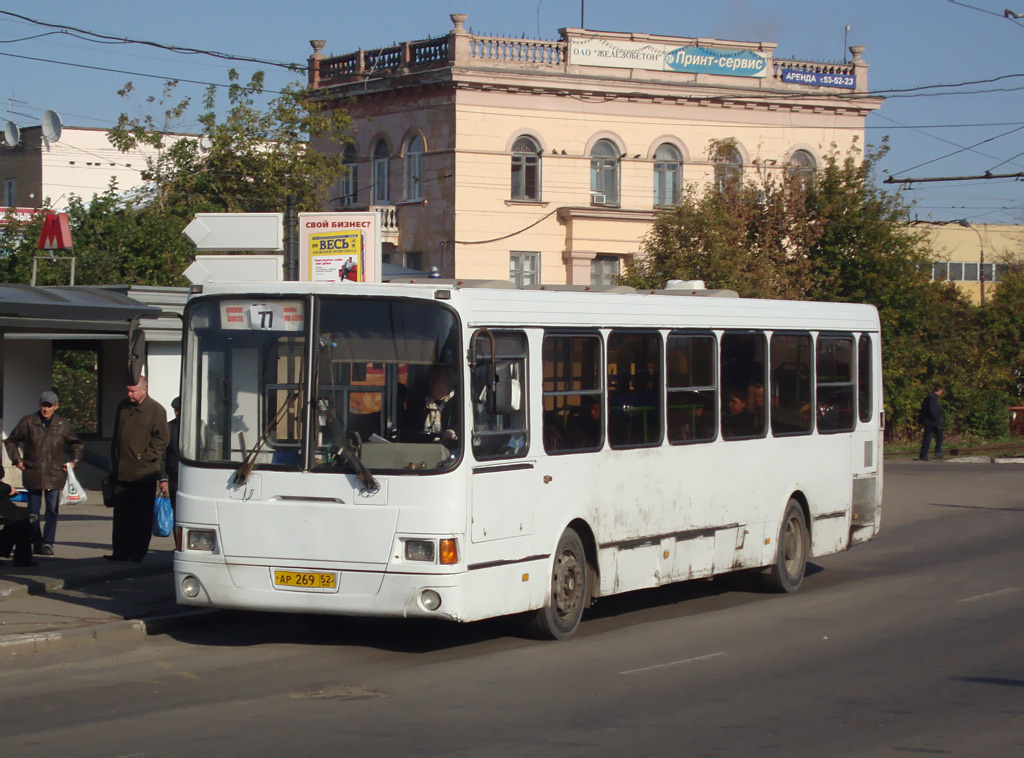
[60,466,88,506]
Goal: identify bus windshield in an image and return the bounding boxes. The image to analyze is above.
[312,297,462,473]
[180,295,463,476]
[181,298,307,469]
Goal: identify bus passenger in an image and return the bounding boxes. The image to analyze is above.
[722,387,756,437]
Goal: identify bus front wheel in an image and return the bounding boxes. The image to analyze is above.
[529,528,588,640]
[759,499,809,593]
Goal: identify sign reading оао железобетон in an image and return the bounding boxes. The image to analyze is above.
[569,38,768,78]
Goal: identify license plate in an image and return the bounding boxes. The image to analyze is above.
[273,570,337,589]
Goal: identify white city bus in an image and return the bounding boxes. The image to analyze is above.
[174,279,883,639]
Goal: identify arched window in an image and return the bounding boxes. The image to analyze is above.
[590,139,620,205]
[653,143,682,207]
[339,143,358,206]
[787,149,816,191]
[714,144,743,191]
[511,135,541,201]
[373,139,390,205]
[404,135,424,200]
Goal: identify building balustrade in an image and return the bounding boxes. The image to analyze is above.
[309,23,864,92]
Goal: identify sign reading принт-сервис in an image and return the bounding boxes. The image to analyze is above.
[569,38,767,78]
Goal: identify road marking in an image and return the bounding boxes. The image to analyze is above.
[956,588,1017,604]
[619,652,725,675]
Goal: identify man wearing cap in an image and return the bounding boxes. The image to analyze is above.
[4,390,84,556]
[108,376,169,562]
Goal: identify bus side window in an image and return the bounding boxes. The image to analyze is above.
[542,332,603,454]
[817,334,855,433]
[770,332,813,436]
[667,331,716,444]
[858,334,873,423]
[607,330,662,448]
[720,331,767,440]
[471,330,530,459]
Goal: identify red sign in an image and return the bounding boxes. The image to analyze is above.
[37,212,73,250]
[0,207,45,225]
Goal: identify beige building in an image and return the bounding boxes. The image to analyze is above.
[918,222,1024,304]
[308,13,881,285]
[0,124,191,212]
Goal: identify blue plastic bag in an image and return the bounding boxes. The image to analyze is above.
[153,495,173,537]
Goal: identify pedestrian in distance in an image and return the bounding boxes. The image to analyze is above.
[3,390,84,557]
[918,384,945,461]
[160,396,181,517]
[107,377,169,563]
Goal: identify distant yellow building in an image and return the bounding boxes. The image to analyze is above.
[308,13,881,285]
[917,222,1024,304]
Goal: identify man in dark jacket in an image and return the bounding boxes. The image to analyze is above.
[107,377,169,562]
[4,390,84,556]
[918,385,945,461]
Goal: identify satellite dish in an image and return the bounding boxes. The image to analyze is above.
[198,135,212,152]
[41,110,62,142]
[2,121,20,148]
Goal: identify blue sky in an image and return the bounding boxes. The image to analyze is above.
[3,0,1023,223]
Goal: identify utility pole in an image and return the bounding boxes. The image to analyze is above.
[284,194,299,281]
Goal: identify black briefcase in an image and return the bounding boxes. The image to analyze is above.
[101,476,115,507]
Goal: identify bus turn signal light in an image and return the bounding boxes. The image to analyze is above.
[439,539,458,565]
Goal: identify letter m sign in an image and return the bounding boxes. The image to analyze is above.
[37,212,73,250]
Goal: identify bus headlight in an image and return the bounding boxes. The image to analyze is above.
[187,529,217,552]
[404,540,435,562]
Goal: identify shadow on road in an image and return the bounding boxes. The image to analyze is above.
[161,563,826,655]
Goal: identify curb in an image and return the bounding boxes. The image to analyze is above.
[0,608,234,653]
[0,619,146,652]
[0,563,170,602]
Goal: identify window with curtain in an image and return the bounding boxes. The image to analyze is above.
[511,135,541,201]
[404,135,423,200]
[590,139,620,205]
[653,143,681,206]
[373,139,390,205]
[714,145,743,192]
[787,149,816,191]
[339,144,358,206]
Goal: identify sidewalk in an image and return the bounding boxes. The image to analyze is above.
[0,490,220,653]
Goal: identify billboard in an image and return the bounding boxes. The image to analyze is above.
[569,38,768,78]
[298,211,381,284]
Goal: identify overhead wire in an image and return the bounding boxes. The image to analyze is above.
[0,10,302,70]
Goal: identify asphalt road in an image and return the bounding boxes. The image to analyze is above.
[1,462,1021,757]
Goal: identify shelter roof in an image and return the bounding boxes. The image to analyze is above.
[0,284,160,334]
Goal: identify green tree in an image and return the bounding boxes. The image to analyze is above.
[0,71,352,287]
[625,140,1015,436]
[109,70,352,214]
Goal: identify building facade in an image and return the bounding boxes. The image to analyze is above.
[919,222,1024,304]
[0,125,191,212]
[308,13,882,285]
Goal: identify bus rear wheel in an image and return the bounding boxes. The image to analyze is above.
[528,528,588,640]
[759,499,808,593]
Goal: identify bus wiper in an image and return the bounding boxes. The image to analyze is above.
[335,431,381,494]
[233,390,301,485]
[325,415,380,494]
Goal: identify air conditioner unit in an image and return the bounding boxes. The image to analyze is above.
[590,193,606,205]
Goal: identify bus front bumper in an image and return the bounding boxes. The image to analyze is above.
[174,556,468,621]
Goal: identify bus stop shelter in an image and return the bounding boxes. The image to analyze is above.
[0,284,167,488]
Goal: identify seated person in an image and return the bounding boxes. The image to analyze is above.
[722,387,757,437]
[411,364,460,448]
[0,474,37,568]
